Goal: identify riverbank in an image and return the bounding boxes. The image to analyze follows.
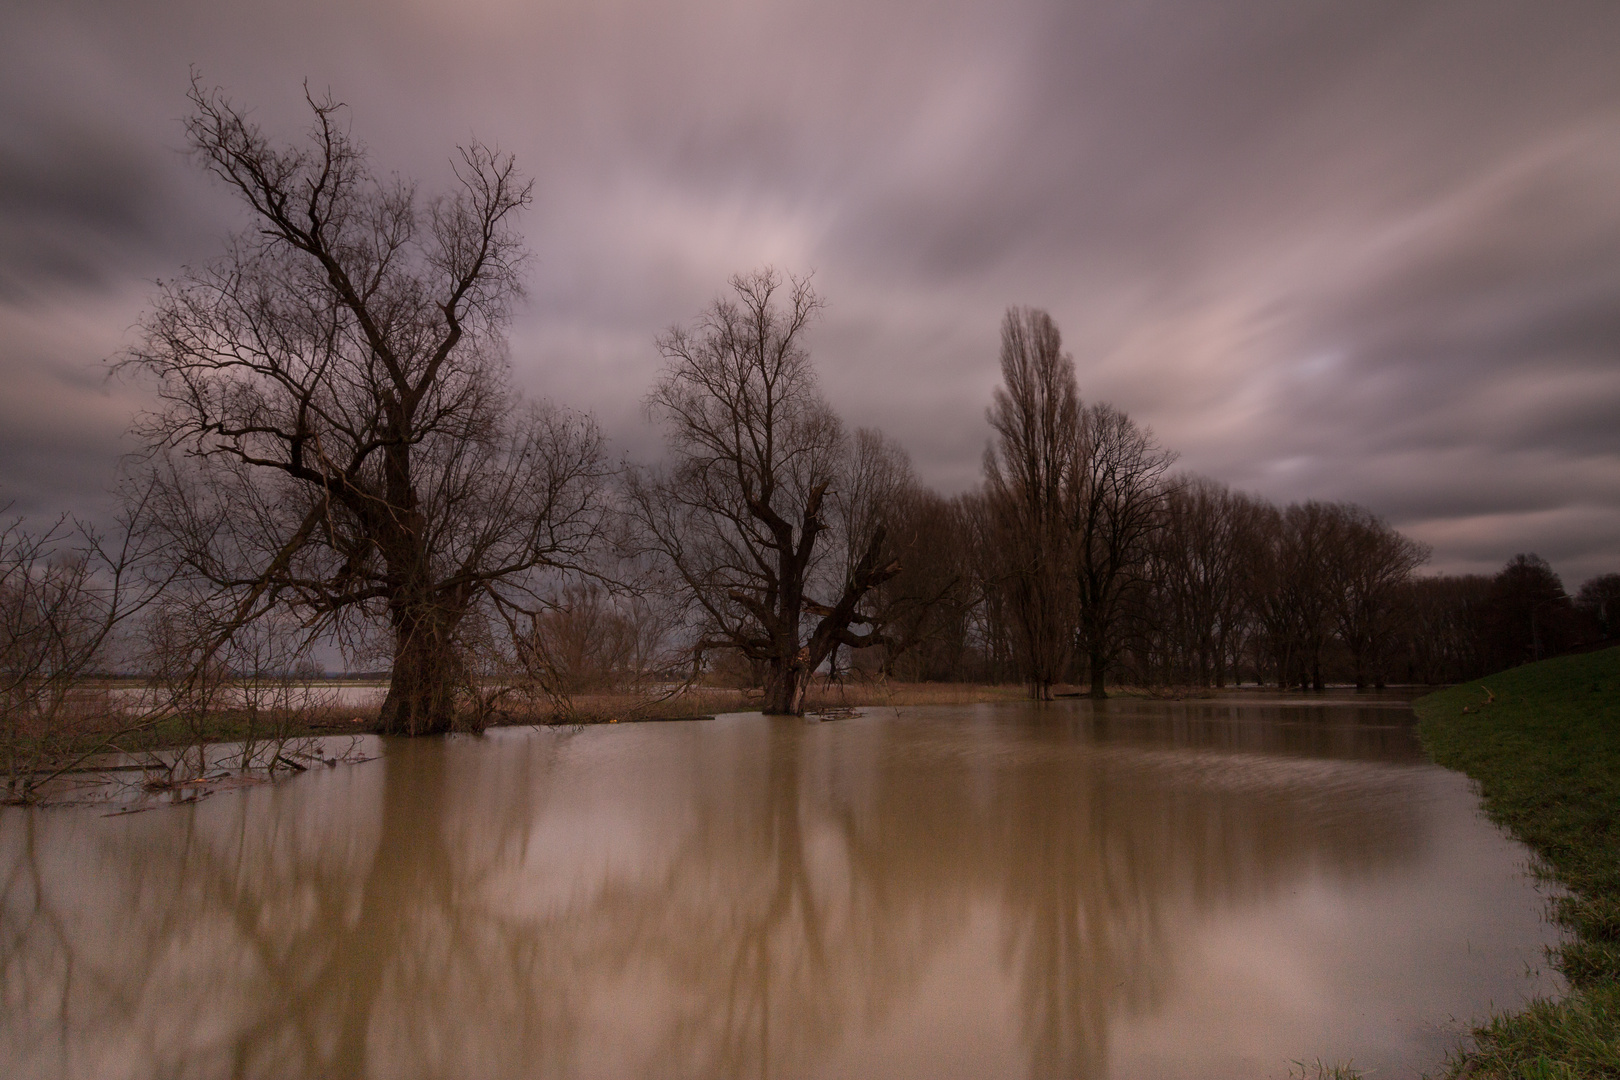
[8,681,1036,773]
[113,678,1389,738]
[547,680,1036,723]
[20,678,1421,756]
[1413,646,1620,1078]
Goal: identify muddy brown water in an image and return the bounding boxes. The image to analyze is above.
[0,695,1562,1079]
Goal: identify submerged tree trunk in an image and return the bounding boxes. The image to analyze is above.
[762,651,811,716]
[379,602,460,736]
[1351,643,1369,690]
[1087,641,1108,699]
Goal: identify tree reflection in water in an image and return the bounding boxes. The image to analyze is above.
[0,701,1524,1080]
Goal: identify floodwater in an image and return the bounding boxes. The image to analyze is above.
[0,696,1562,1079]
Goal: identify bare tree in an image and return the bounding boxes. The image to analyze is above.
[836,430,917,589]
[1145,477,1264,688]
[508,582,683,699]
[1576,572,1620,641]
[828,430,969,681]
[957,491,1019,683]
[861,486,977,681]
[1250,502,1342,690]
[139,594,344,783]
[635,270,900,715]
[1069,404,1175,698]
[1400,574,1490,684]
[983,308,1082,700]
[1323,505,1429,688]
[0,497,168,801]
[123,81,611,736]
[1483,553,1575,667]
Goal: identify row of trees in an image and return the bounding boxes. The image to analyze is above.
[6,86,893,748]
[5,85,1616,774]
[1405,556,1620,684]
[829,306,1616,693]
[798,307,1440,698]
[848,463,1617,694]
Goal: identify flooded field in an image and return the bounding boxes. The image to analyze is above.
[0,695,1561,1079]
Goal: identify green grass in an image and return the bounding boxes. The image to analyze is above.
[1413,646,1620,1079]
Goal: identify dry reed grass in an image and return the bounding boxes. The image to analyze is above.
[491,680,1031,725]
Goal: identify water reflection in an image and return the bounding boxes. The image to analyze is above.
[1,700,1558,1079]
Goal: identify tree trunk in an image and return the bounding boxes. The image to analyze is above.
[379,605,459,736]
[763,654,810,716]
[1088,642,1108,699]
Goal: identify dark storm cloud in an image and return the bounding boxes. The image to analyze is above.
[1,0,1618,583]
[0,134,166,301]
[1186,110,1620,575]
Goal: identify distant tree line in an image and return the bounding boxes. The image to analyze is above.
[839,472,1619,695]
[815,308,1619,696]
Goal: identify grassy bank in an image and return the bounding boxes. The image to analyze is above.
[1413,646,1620,1078]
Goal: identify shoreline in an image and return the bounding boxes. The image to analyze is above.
[15,679,1438,767]
[1413,646,1620,1078]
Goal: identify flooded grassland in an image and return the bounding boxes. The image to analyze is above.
[0,695,1562,1079]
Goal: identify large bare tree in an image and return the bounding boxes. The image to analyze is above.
[635,270,900,715]
[983,307,1082,700]
[125,82,610,735]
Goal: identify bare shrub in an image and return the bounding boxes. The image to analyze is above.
[0,501,166,802]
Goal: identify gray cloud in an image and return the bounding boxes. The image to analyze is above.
[2,0,1618,584]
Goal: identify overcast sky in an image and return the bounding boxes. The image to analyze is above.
[3,0,1619,585]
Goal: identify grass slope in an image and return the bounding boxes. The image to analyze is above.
[1414,646,1620,1078]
